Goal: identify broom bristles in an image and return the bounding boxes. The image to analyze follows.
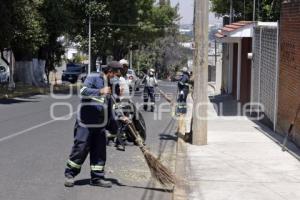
[142,147,177,186]
[128,121,177,186]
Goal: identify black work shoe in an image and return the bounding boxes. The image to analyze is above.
[143,106,148,111]
[64,176,75,187]
[116,144,125,151]
[90,179,112,188]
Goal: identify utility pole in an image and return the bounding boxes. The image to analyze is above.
[192,0,208,145]
[8,50,15,90]
[230,0,233,23]
[88,16,92,74]
[253,0,256,21]
[130,42,133,69]
[215,39,217,68]
[244,0,246,20]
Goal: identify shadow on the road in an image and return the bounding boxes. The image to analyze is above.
[157,118,176,160]
[159,134,177,141]
[139,180,173,200]
[74,178,123,187]
[74,179,90,186]
[74,178,173,193]
[0,98,39,105]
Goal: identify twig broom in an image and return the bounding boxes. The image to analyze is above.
[127,122,176,186]
[91,96,177,186]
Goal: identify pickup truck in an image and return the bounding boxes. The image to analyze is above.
[62,63,87,84]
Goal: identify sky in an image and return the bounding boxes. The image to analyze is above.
[170,0,194,25]
[170,0,222,26]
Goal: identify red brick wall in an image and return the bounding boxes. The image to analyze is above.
[277,0,300,146]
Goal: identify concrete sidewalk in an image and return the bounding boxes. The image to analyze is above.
[180,95,300,200]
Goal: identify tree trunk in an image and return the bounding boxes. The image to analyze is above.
[45,60,50,85]
[8,50,15,90]
[112,45,128,61]
[91,54,97,72]
[1,50,10,65]
[112,49,121,61]
[101,55,107,65]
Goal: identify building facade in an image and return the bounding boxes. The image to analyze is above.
[277,0,300,146]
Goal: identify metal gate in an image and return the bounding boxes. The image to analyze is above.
[251,23,279,131]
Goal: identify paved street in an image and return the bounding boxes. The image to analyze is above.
[0,81,178,200]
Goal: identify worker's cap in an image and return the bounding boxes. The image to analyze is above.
[182,67,188,72]
[107,61,123,70]
[119,59,129,66]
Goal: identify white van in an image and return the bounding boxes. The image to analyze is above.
[0,59,10,83]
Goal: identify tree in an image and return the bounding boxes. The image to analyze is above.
[135,32,192,79]
[39,0,77,83]
[0,0,13,52]
[210,0,281,21]
[260,0,281,21]
[0,0,48,60]
[68,0,179,68]
[107,1,179,61]
[0,0,181,79]
[66,0,110,71]
[106,0,156,60]
[10,0,48,61]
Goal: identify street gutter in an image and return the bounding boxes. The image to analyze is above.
[0,84,76,100]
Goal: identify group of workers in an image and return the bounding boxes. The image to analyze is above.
[64,60,191,188]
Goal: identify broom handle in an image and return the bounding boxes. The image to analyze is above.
[282,104,300,151]
[157,87,173,104]
[127,123,145,148]
[107,95,145,147]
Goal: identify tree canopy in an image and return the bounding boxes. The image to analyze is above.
[0,0,180,73]
[68,0,179,68]
[210,0,281,21]
[0,0,48,60]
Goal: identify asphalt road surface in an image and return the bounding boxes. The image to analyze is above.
[0,81,178,200]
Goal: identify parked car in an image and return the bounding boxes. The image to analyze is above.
[127,69,140,91]
[0,63,10,84]
[62,63,87,84]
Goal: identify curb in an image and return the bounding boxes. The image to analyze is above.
[173,115,188,200]
[0,84,74,100]
[0,91,46,100]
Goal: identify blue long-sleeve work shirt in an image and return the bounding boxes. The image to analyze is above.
[178,72,190,91]
[78,73,108,126]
